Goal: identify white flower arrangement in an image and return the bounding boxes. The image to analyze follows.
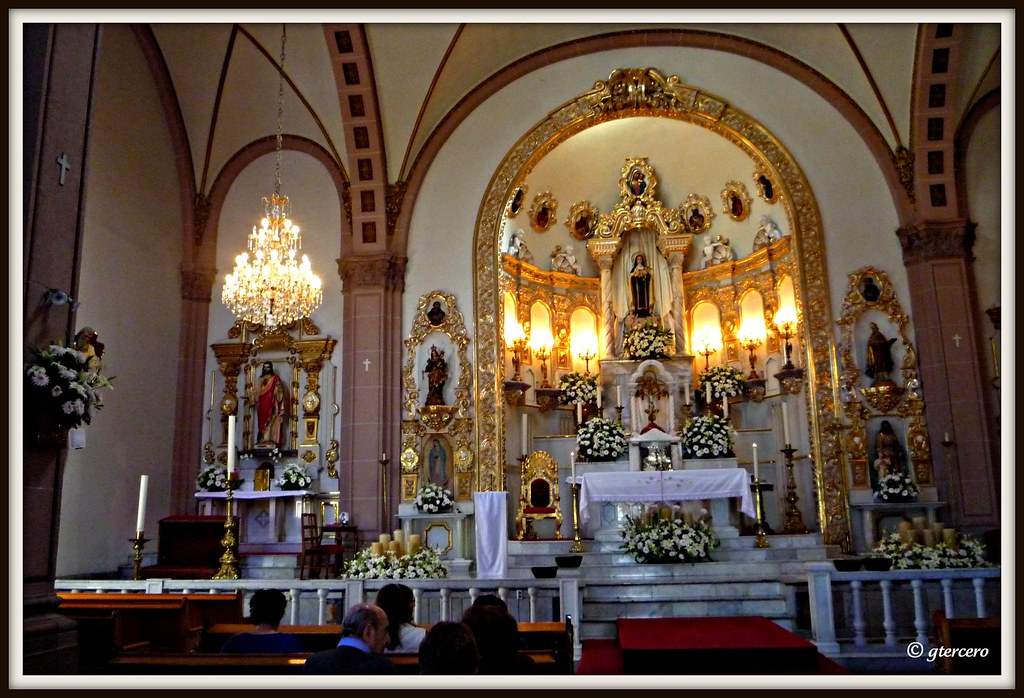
[873,471,919,502]
[622,321,674,360]
[25,342,114,431]
[196,465,229,492]
[698,366,744,401]
[343,546,449,579]
[874,532,988,570]
[576,417,627,462]
[277,463,312,490]
[415,483,454,513]
[681,414,734,459]
[621,512,719,564]
[558,372,598,406]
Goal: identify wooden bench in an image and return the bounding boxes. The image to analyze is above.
[932,611,1000,675]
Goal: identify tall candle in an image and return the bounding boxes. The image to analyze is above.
[596,388,602,410]
[706,382,712,404]
[781,402,791,446]
[370,542,383,556]
[381,451,387,462]
[683,383,690,406]
[577,403,583,424]
[752,443,759,482]
[616,385,622,406]
[722,394,729,418]
[943,431,951,443]
[570,450,576,483]
[135,475,149,534]
[521,413,529,455]
[226,415,236,477]
[209,370,216,410]
[393,529,404,543]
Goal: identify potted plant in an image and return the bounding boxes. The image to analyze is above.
[620,513,719,564]
[576,417,628,462]
[698,366,744,406]
[622,321,674,360]
[559,371,598,423]
[415,483,454,513]
[681,414,734,459]
[24,341,114,443]
[196,466,229,492]
[277,463,313,491]
[873,471,919,503]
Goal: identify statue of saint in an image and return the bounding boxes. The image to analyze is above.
[873,419,904,479]
[865,322,898,384]
[256,361,289,447]
[74,326,105,372]
[427,438,448,485]
[551,244,581,275]
[507,229,533,263]
[629,253,653,318]
[752,216,783,250]
[423,345,449,406]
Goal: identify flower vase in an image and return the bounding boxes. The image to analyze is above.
[27,413,69,448]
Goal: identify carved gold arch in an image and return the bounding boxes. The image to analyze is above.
[472,66,852,550]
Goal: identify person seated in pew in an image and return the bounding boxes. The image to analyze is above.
[303,603,395,675]
[221,589,303,654]
[418,621,479,675]
[470,593,508,613]
[461,605,536,675]
[375,583,426,654]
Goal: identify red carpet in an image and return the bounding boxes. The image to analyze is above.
[576,617,846,675]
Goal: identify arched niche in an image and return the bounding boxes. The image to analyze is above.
[568,307,599,375]
[775,274,800,360]
[738,289,768,375]
[690,301,723,370]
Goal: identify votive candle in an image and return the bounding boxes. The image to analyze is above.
[226,415,236,478]
[135,475,149,534]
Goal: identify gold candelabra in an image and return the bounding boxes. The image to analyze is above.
[535,345,552,387]
[699,344,715,371]
[510,337,528,381]
[781,445,809,534]
[380,453,390,530]
[741,337,762,379]
[212,479,240,580]
[569,482,585,553]
[753,477,769,548]
[578,349,595,375]
[777,322,797,371]
[129,532,149,581]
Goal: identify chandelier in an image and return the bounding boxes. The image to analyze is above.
[222,26,322,331]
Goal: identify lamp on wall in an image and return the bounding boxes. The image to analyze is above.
[503,317,530,406]
[693,326,722,371]
[773,303,804,394]
[739,318,767,402]
[571,330,598,375]
[531,326,554,388]
[222,25,322,331]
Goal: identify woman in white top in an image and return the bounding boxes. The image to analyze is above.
[376,583,427,653]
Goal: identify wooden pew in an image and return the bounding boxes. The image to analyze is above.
[932,611,1000,675]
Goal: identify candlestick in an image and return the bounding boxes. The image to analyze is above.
[752,443,759,482]
[569,482,585,553]
[753,477,769,548]
[780,445,808,534]
[781,402,791,446]
[212,478,239,580]
[136,475,149,534]
[209,370,216,411]
[521,413,528,456]
[226,415,236,477]
[570,449,576,483]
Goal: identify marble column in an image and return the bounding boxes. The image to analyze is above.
[896,220,998,530]
[667,252,688,355]
[596,256,615,359]
[22,23,101,674]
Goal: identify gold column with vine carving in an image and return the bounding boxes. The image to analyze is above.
[212,343,252,451]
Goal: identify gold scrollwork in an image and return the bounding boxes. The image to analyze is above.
[566,200,600,241]
[680,193,715,234]
[528,191,558,233]
[721,181,753,221]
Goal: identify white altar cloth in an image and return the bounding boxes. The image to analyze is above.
[576,469,755,525]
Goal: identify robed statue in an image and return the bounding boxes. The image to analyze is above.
[865,322,898,384]
[423,345,449,406]
[872,419,905,479]
[256,361,289,447]
[629,253,654,318]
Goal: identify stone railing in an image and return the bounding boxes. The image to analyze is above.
[54,577,583,659]
[805,562,1001,656]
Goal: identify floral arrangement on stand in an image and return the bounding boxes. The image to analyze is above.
[558,371,598,405]
[698,366,744,401]
[874,532,988,570]
[277,463,313,490]
[576,417,628,462]
[873,471,919,502]
[621,510,719,564]
[622,321,674,360]
[415,483,454,513]
[343,546,449,579]
[25,342,114,432]
[196,466,229,492]
[681,414,734,458]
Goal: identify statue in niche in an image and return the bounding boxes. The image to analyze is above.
[256,361,289,447]
[628,168,647,196]
[873,420,906,479]
[507,229,533,263]
[752,216,783,250]
[427,300,446,326]
[865,322,898,385]
[702,235,734,268]
[629,253,654,318]
[550,244,581,275]
[423,346,449,406]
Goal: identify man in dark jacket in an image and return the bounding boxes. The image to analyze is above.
[303,603,395,674]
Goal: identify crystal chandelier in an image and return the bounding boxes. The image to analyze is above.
[222,26,322,330]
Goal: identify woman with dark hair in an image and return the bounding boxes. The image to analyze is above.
[374,583,426,653]
[419,622,479,674]
[461,605,535,674]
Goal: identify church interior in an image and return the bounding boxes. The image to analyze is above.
[18,13,1008,685]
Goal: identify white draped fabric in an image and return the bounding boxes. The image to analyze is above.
[577,469,755,525]
[473,491,508,578]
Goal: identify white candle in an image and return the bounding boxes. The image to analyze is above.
[596,388,602,410]
[684,383,690,406]
[577,402,583,424]
[781,402,791,446]
[209,370,216,410]
[722,394,729,418]
[521,413,529,455]
[943,431,951,443]
[136,475,149,534]
[752,443,759,481]
[706,382,712,404]
[616,385,622,406]
[226,415,236,477]
[570,450,576,482]
[381,451,387,462]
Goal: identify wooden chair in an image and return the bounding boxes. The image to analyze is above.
[515,451,562,540]
[298,513,347,579]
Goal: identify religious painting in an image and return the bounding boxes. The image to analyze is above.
[753,169,779,204]
[566,200,599,240]
[859,276,881,303]
[427,298,447,326]
[680,194,714,234]
[421,434,453,488]
[721,181,753,221]
[529,191,557,233]
[506,185,527,218]
[616,157,659,202]
[626,166,647,197]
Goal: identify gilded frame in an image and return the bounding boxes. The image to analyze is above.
[721,180,753,221]
[566,200,600,241]
[753,169,779,204]
[528,191,558,233]
[680,194,715,234]
[472,67,851,550]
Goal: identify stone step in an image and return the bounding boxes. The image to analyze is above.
[582,581,786,602]
[508,546,833,567]
[507,533,828,555]
[580,617,796,640]
[583,597,792,621]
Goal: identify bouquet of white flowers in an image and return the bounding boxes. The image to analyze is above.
[25,342,114,431]
[559,372,597,406]
[698,366,744,401]
[343,546,449,579]
[196,466,229,492]
[681,414,734,458]
[277,463,313,490]
[873,471,919,502]
[874,533,988,570]
[576,417,627,462]
[622,321,673,360]
[415,483,454,513]
[621,513,719,564]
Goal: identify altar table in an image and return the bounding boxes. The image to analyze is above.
[577,469,755,526]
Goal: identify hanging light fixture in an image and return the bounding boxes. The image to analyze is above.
[222,25,322,331]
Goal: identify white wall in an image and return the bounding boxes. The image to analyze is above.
[58,25,183,576]
[966,106,1001,324]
